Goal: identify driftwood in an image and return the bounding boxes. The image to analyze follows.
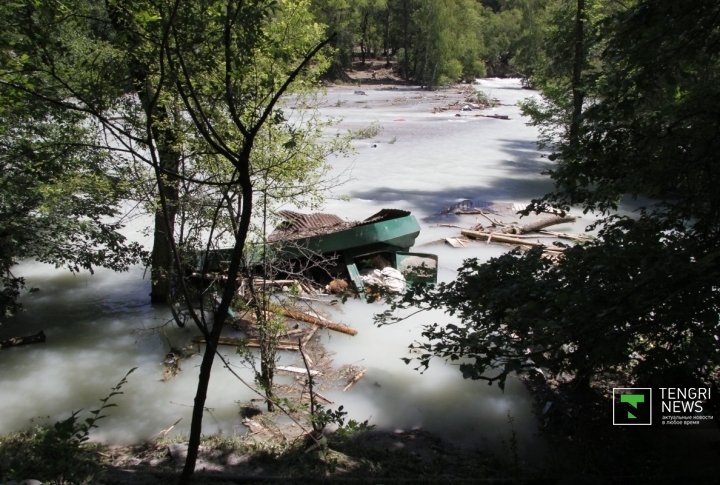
[501,214,577,235]
[312,391,334,404]
[461,230,565,252]
[192,336,299,351]
[269,304,357,336]
[161,345,199,381]
[343,368,368,392]
[474,113,510,120]
[1,330,46,349]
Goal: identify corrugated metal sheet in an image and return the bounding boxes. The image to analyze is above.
[358,209,411,226]
[270,209,413,242]
[276,210,346,231]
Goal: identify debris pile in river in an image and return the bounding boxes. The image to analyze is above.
[195,208,437,299]
[162,344,198,381]
[438,200,593,260]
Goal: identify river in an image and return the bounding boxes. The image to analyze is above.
[1,78,582,458]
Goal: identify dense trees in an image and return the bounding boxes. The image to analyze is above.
[380,0,720,391]
[310,0,558,86]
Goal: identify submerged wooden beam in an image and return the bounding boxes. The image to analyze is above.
[192,336,299,351]
[1,330,46,349]
[269,304,357,336]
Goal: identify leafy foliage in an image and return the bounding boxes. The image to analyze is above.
[0,0,149,317]
[311,404,374,439]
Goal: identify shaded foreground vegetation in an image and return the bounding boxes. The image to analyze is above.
[2,378,720,485]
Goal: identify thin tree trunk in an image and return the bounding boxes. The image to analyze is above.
[104,0,181,304]
[360,11,369,65]
[384,8,391,67]
[179,145,254,484]
[149,149,180,303]
[569,0,585,150]
[402,0,410,80]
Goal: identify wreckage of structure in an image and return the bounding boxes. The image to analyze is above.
[198,209,438,295]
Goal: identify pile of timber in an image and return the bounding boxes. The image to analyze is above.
[449,213,592,258]
[192,303,356,352]
[461,229,565,254]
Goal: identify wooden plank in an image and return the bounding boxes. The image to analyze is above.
[192,336,299,351]
[445,237,465,248]
[277,365,322,376]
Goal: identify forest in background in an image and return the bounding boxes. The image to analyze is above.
[311,0,553,85]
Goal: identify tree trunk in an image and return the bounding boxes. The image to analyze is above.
[384,8,391,67]
[149,147,180,304]
[402,0,410,80]
[569,0,585,150]
[360,11,369,66]
[179,143,254,485]
[104,0,181,305]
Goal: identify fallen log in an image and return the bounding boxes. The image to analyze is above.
[461,230,565,251]
[252,279,297,287]
[474,114,510,120]
[269,304,357,336]
[502,214,576,235]
[192,336,299,351]
[1,330,46,349]
[313,391,335,404]
[343,368,368,392]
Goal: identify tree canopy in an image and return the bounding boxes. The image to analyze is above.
[0,2,146,318]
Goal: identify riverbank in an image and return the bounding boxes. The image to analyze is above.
[0,423,525,484]
[3,376,719,485]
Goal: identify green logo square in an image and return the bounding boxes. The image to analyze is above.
[613,388,652,425]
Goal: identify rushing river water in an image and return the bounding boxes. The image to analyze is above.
[1,79,587,457]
